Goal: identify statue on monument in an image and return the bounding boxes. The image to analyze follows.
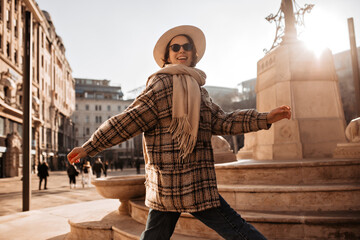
[346,118,360,143]
[264,0,314,53]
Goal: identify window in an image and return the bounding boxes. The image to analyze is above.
[46,38,51,52]
[107,105,111,111]
[96,94,104,99]
[14,50,17,64]
[0,117,4,136]
[96,116,102,123]
[9,120,14,134]
[14,19,18,38]
[16,122,22,136]
[4,86,10,98]
[86,116,89,123]
[6,42,10,58]
[118,106,121,111]
[75,104,78,110]
[6,9,10,30]
[46,128,52,146]
[85,104,89,110]
[86,128,90,135]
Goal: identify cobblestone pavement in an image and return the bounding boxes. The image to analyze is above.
[0,168,144,216]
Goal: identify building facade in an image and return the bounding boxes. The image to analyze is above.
[0,0,75,177]
[333,47,360,124]
[73,78,140,169]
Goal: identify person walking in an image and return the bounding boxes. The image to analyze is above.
[92,158,104,178]
[68,25,291,240]
[104,161,109,177]
[37,161,49,190]
[67,163,79,189]
[81,161,92,188]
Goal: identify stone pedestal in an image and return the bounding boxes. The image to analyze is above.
[211,136,236,163]
[333,143,360,158]
[237,132,256,159]
[333,117,360,159]
[253,41,346,160]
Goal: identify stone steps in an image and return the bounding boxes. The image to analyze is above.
[112,213,210,240]
[67,210,210,240]
[218,183,360,212]
[66,158,360,239]
[128,199,360,240]
[129,199,219,239]
[215,158,360,185]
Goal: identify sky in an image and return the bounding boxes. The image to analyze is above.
[35,0,360,96]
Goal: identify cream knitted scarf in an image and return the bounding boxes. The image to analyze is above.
[147,64,206,161]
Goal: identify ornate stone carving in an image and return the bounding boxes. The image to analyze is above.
[333,118,360,159]
[345,117,360,143]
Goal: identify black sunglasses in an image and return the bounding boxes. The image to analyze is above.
[169,43,193,52]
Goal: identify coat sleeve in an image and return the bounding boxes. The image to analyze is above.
[82,82,159,157]
[208,97,271,136]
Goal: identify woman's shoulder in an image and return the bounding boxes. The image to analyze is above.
[147,74,173,92]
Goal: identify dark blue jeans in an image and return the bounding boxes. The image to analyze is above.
[140,195,267,240]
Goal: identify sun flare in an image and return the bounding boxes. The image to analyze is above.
[298,8,347,56]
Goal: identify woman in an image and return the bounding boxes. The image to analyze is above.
[68,25,291,239]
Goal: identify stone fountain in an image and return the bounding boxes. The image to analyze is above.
[64,1,359,239]
[92,175,146,214]
[64,175,146,240]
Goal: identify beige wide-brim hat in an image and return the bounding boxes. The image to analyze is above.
[153,25,206,68]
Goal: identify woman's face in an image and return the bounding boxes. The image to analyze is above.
[167,35,194,67]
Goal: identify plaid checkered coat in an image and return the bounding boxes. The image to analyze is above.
[82,74,270,212]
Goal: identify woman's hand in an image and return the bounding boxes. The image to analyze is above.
[267,105,291,124]
[67,147,87,164]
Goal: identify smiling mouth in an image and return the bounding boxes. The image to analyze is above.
[177,56,188,60]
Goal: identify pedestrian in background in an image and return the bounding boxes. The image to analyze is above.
[82,161,92,188]
[37,161,49,190]
[104,160,109,177]
[92,157,104,178]
[67,163,79,189]
[135,158,141,174]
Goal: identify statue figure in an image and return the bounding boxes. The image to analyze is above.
[345,118,360,143]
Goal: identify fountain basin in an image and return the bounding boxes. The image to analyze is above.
[92,175,146,214]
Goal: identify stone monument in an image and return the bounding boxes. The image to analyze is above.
[253,0,346,160]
